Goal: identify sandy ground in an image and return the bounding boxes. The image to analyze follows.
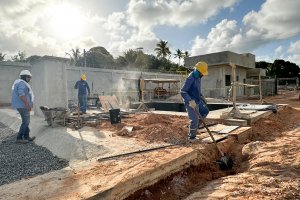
[1,90,299,199]
[125,90,300,199]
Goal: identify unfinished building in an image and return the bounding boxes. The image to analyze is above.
[184,51,270,98]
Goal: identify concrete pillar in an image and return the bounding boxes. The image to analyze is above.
[31,57,68,116]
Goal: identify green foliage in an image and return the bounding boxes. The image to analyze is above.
[0,52,6,61]
[11,51,27,62]
[155,40,171,59]
[85,46,115,68]
[183,51,190,58]
[174,49,183,66]
[273,59,300,78]
[256,60,300,78]
[124,49,138,66]
[66,48,82,66]
[115,56,128,67]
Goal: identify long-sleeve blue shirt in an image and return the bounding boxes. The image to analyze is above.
[11,81,33,109]
[75,80,90,95]
[180,70,202,105]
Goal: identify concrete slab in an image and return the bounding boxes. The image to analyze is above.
[0,108,169,165]
[224,118,248,127]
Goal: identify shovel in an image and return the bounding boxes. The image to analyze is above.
[194,108,233,170]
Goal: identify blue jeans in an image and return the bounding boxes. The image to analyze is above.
[17,108,30,140]
[78,94,88,112]
[185,100,209,139]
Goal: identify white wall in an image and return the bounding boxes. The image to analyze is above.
[0,61,31,105]
[66,67,184,102]
[31,58,68,116]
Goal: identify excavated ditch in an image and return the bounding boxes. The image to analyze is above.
[112,106,300,199]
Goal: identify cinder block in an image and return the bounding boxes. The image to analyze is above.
[224,118,248,126]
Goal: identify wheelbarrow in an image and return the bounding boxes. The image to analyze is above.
[40,106,69,127]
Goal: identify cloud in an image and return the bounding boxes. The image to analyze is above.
[105,0,239,57]
[287,40,300,66]
[191,19,241,55]
[127,0,238,28]
[190,0,300,66]
[243,0,300,40]
[0,0,105,58]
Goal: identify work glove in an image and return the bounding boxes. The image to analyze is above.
[189,100,197,110]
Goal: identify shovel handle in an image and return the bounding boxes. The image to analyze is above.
[194,109,225,157]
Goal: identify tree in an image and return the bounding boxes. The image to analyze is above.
[256,61,275,77]
[124,49,138,67]
[66,48,82,66]
[273,59,300,79]
[183,51,190,58]
[115,56,128,67]
[174,49,183,66]
[11,51,26,62]
[154,40,171,59]
[0,52,6,61]
[85,46,115,68]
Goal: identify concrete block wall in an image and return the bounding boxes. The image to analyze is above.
[31,57,69,116]
[67,67,184,103]
[0,61,31,105]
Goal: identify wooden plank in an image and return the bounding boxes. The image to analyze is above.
[218,126,239,134]
[99,95,120,112]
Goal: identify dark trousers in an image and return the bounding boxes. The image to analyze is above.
[78,94,88,112]
[17,108,30,140]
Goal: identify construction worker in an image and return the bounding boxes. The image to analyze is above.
[11,70,36,143]
[74,74,90,114]
[181,61,209,142]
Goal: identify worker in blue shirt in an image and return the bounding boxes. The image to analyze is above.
[181,61,209,142]
[75,74,90,114]
[11,70,36,143]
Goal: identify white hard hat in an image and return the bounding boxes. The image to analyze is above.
[20,70,32,77]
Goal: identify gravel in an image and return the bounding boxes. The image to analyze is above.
[0,122,69,186]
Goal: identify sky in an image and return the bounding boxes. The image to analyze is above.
[0,0,300,66]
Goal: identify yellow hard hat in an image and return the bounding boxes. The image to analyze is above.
[194,61,208,76]
[81,74,86,80]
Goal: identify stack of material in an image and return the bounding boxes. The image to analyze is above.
[40,106,69,127]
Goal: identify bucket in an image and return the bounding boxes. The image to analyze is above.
[109,109,121,124]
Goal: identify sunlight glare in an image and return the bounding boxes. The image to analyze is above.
[49,4,83,39]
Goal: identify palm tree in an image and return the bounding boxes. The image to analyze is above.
[174,49,183,66]
[0,52,5,61]
[154,40,171,59]
[66,48,81,66]
[183,51,190,58]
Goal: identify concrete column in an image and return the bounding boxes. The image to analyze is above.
[31,57,68,116]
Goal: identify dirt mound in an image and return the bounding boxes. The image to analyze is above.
[97,113,190,143]
[251,106,300,139]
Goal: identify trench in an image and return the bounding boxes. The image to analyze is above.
[125,143,241,200]
[124,106,300,199]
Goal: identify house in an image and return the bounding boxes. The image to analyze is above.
[184,51,266,98]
